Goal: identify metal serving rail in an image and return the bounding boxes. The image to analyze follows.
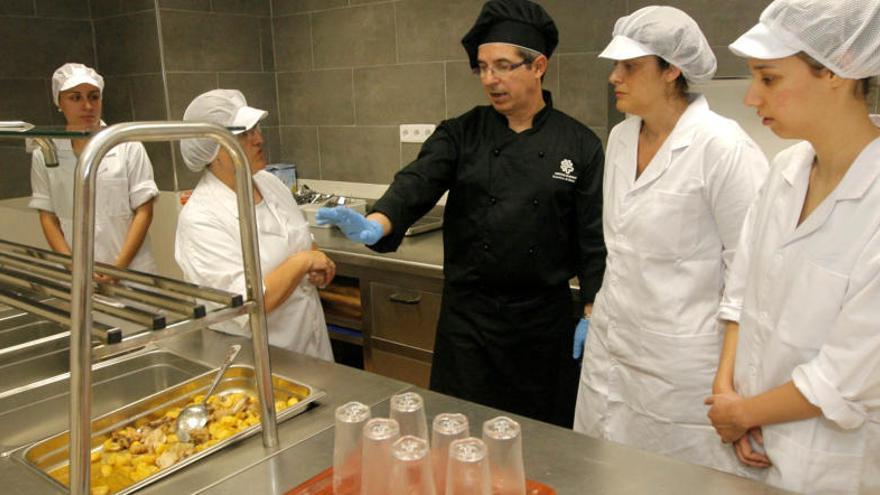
[0,122,280,495]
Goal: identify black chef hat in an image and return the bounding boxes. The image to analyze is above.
[461,0,559,68]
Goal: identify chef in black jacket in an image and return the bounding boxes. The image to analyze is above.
[317,0,605,427]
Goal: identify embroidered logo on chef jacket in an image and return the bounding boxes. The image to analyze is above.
[552,159,577,183]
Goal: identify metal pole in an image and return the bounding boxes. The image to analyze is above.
[69,122,278,495]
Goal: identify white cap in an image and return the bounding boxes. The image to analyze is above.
[52,63,104,106]
[599,35,654,60]
[730,0,880,79]
[729,23,798,60]
[598,6,716,83]
[181,89,268,172]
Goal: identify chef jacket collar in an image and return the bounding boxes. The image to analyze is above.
[200,168,241,220]
[611,94,710,187]
[666,94,709,151]
[490,89,554,130]
[781,114,880,202]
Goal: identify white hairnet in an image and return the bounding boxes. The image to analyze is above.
[180,89,268,172]
[736,0,880,79]
[599,6,716,83]
[52,63,104,106]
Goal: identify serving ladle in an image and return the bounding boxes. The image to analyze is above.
[176,344,242,443]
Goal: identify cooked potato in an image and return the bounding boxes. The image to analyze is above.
[50,390,301,494]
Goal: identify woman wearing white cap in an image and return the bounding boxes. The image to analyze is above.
[705,0,880,492]
[572,6,768,475]
[174,89,334,361]
[29,63,159,276]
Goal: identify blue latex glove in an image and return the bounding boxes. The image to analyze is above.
[573,317,590,359]
[315,206,384,245]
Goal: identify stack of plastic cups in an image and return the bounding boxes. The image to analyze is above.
[483,416,526,495]
[445,437,491,495]
[332,401,371,495]
[390,435,436,495]
[362,418,401,495]
[389,392,429,439]
[431,413,469,494]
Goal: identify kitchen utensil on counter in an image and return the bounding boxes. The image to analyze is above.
[431,413,469,494]
[483,416,526,495]
[389,391,428,440]
[445,437,491,495]
[333,401,372,495]
[389,435,436,495]
[404,216,443,236]
[176,344,242,442]
[362,417,401,495]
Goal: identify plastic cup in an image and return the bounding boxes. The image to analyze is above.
[389,392,429,439]
[431,413,469,494]
[482,416,526,495]
[361,418,400,495]
[445,437,491,495]
[333,401,371,495]
[390,435,436,495]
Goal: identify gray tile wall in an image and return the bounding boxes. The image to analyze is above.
[272,0,781,184]
[4,0,876,199]
[0,0,96,199]
[92,4,177,190]
[158,0,278,189]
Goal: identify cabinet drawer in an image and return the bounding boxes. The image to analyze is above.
[370,282,441,352]
[368,348,431,389]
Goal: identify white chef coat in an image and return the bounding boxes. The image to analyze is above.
[174,170,333,361]
[29,139,158,273]
[574,95,768,476]
[722,121,880,493]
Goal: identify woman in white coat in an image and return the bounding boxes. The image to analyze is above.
[30,63,158,276]
[706,1,880,492]
[573,6,768,475]
[175,89,334,361]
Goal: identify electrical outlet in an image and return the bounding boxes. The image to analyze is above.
[399,124,436,143]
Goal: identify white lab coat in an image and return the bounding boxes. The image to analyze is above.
[723,123,880,493]
[29,139,158,273]
[574,95,768,475]
[175,170,333,361]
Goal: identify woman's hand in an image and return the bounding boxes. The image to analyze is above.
[93,272,118,284]
[305,250,336,288]
[733,428,771,468]
[705,391,749,443]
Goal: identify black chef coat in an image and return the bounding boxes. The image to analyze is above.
[371,91,605,426]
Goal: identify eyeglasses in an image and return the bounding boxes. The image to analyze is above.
[472,60,530,77]
[239,124,262,140]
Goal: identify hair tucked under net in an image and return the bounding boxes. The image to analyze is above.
[761,0,880,79]
[611,6,717,83]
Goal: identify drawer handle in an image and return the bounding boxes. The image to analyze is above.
[389,291,421,304]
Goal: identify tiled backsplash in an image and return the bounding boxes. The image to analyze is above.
[10,0,875,202]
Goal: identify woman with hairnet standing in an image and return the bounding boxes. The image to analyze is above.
[705,0,880,492]
[29,63,158,277]
[174,89,334,361]
[573,6,768,475]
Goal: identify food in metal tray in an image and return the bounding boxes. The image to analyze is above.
[48,391,300,495]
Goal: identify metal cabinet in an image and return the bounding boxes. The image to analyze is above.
[360,272,443,388]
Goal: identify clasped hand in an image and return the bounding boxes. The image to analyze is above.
[305,250,336,288]
[705,391,770,468]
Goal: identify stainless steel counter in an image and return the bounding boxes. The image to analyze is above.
[0,330,792,494]
[310,226,445,280]
[311,226,583,292]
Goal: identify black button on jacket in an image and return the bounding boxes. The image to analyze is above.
[371,92,605,304]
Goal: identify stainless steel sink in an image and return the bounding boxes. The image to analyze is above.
[0,349,211,452]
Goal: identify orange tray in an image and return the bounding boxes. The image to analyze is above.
[285,466,556,495]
